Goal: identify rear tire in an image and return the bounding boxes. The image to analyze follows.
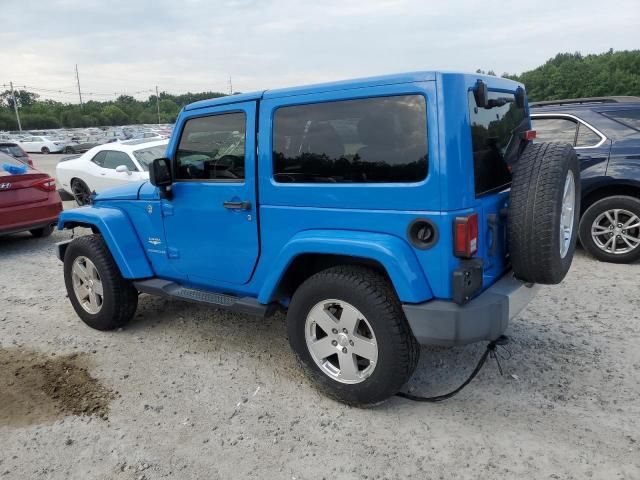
[30,225,54,238]
[286,266,419,406]
[508,142,580,284]
[579,195,640,264]
[41,147,50,154]
[63,234,138,331]
[63,146,75,154]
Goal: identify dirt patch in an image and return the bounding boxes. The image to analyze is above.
[0,348,115,427]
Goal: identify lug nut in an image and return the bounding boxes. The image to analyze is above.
[342,328,348,333]
[331,340,338,346]
[342,347,348,354]
[332,328,338,334]
[349,340,354,346]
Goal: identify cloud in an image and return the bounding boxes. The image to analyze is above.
[1,0,638,102]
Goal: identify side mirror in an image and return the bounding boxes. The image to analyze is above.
[473,79,489,108]
[115,165,132,175]
[149,157,173,198]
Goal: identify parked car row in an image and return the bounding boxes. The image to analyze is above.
[0,124,173,155]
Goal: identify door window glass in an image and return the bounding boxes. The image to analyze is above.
[102,151,137,171]
[176,112,246,181]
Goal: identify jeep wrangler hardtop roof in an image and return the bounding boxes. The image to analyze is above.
[183,71,520,112]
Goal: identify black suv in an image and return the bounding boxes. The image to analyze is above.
[531,97,640,263]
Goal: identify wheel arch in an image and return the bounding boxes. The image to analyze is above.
[58,207,153,279]
[257,230,433,304]
[581,182,640,216]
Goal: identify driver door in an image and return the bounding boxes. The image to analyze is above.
[162,101,259,287]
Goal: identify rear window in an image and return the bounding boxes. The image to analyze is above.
[0,152,24,167]
[0,144,25,157]
[273,95,427,183]
[468,90,528,196]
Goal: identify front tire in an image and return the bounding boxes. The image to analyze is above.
[71,179,92,206]
[41,147,50,154]
[63,234,138,330]
[286,266,419,406]
[579,195,640,263]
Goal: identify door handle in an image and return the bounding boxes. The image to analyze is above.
[223,200,251,210]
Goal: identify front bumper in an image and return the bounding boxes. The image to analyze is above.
[402,271,540,346]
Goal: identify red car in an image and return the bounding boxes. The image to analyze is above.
[0,151,62,237]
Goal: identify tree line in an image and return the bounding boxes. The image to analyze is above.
[483,49,640,102]
[0,90,227,131]
[2,49,639,131]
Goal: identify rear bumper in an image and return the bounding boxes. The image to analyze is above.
[402,271,540,346]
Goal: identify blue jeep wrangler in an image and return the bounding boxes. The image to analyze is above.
[57,72,580,405]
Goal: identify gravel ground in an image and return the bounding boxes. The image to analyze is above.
[0,154,639,479]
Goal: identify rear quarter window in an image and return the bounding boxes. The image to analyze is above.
[273,95,428,183]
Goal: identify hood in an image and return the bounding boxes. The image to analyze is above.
[93,182,146,202]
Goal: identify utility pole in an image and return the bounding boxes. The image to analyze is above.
[155,85,161,124]
[228,76,233,95]
[75,64,84,109]
[9,81,22,131]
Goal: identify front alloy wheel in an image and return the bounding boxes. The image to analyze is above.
[71,256,104,314]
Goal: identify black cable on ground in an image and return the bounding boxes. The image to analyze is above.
[396,335,510,403]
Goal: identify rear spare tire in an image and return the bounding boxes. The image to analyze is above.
[508,142,580,284]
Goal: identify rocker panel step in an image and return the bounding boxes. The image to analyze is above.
[133,278,270,317]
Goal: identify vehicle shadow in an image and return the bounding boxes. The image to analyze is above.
[121,291,589,406]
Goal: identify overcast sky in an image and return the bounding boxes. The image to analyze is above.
[1,0,638,103]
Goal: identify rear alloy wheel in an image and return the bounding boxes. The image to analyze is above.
[579,196,640,263]
[287,266,419,406]
[41,147,50,154]
[71,179,91,206]
[30,225,54,238]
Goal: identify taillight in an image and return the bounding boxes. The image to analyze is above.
[32,177,57,192]
[454,213,479,258]
[521,129,537,141]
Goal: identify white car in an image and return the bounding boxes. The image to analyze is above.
[56,139,168,205]
[19,135,66,154]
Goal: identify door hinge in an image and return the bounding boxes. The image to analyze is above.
[167,247,180,259]
[161,201,174,217]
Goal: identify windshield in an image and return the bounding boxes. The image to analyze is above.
[133,145,168,171]
[468,90,528,196]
